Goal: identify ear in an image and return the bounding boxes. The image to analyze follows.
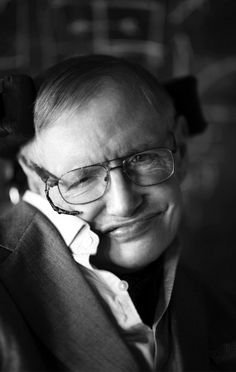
[173,115,189,182]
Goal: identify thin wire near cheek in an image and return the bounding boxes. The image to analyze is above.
[45,182,83,215]
[103,167,110,184]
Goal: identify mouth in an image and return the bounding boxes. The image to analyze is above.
[103,212,164,240]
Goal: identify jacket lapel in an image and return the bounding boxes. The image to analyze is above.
[0,202,141,372]
[168,264,211,371]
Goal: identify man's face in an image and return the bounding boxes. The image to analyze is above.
[37,84,184,273]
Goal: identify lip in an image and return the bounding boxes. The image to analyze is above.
[104,212,164,240]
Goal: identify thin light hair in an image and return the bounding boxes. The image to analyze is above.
[34,55,175,134]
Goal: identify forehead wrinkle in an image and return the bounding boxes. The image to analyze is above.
[35,82,170,176]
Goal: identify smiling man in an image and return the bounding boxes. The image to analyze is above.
[30,70,183,274]
[0,55,234,372]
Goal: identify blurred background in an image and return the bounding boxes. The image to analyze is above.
[0,0,235,285]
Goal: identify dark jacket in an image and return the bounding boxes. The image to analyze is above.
[0,201,235,371]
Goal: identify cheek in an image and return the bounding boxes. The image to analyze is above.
[145,177,183,210]
[146,179,183,236]
[161,179,183,232]
[46,186,67,209]
[67,199,107,227]
[47,184,106,222]
[81,178,183,222]
[48,178,183,233]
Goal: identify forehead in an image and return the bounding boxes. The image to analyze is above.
[37,84,172,175]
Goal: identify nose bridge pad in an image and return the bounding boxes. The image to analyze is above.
[103,168,111,196]
[122,163,130,182]
[108,163,130,188]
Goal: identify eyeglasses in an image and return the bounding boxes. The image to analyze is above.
[44,134,177,214]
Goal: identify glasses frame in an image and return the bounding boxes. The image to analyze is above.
[44,133,177,214]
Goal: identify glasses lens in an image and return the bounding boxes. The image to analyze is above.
[58,165,108,204]
[125,149,174,186]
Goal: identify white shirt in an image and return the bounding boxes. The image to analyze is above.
[23,190,180,371]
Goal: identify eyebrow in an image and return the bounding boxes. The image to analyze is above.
[67,134,176,172]
[23,132,175,183]
[98,132,175,166]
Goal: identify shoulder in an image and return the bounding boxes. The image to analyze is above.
[0,201,56,263]
[0,280,49,371]
[0,200,38,228]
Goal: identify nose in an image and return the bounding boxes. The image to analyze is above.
[105,168,143,217]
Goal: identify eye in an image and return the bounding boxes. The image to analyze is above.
[130,153,159,165]
[67,178,87,190]
[66,174,97,191]
[60,165,107,195]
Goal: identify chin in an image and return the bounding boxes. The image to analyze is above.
[106,236,169,273]
[96,208,181,273]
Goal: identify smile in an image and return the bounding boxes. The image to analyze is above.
[106,212,164,240]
